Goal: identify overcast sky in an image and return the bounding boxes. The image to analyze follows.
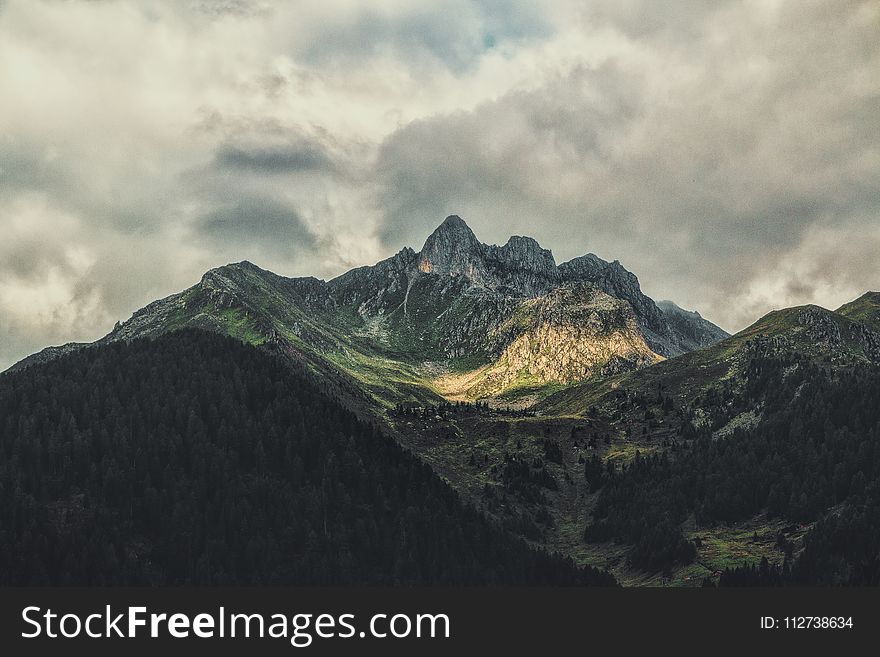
[1,0,878,369]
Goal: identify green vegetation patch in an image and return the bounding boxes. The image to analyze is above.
[217,307,267,345]
[688,517,807,573]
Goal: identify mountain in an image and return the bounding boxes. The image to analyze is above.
[4,212,880,588]
[0,329,615,585]
[8,215,728,407]
[581,354,880,585]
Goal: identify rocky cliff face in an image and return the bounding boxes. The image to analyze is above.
[558,253,661,327]
[414,215,560,296]
[455,285,661,398]
[484,236,559,297]
[417,215,488,281]
[557,256,733,357]
[398,216,728,359]
[329,246,417,316]
[794,305,880,361]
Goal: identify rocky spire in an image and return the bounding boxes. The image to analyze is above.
[417,215,489,284]
[485,236,559,296]
[495,236,556,272]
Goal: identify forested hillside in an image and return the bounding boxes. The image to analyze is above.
[0,330,614,586]
[582,352,880,584]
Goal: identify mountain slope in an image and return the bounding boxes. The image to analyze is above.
[582,354,880,585]
[656,300,730,352]
[0,329,615,586]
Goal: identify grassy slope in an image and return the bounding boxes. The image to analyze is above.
[837,291,880,331]
[160,265,448,411]
[385,401,805,586]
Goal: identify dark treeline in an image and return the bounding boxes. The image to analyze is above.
[0,330,615,586]
[391,401,536,418]
[583,353,880,583]
[392,400,489,416]
[718,556,788,586]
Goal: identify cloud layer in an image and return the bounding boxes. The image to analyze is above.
[0,0,878,369]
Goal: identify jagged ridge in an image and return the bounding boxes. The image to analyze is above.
[8,215,729,405]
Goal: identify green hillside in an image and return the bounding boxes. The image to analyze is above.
[837,291,880,331]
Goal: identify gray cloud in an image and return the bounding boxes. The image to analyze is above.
[0,234,69,283]
[373,0,880,331]
[197,195,316,259]
[375,60,642,246]
[0,0,877,369]
[582,0,738,40]
[214,141,335,174]
[192,0,268,19]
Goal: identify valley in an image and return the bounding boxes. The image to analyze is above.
[7,215,880,586]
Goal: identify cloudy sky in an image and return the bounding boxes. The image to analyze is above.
[1,0,878,369]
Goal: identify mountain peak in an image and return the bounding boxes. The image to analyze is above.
[422,215,478,243]
[503,234,543,251]
[495,235,557,274]
[558,253,672,346]
[441,214,469,228]
[425,215,478,246]
[418,214,484,278]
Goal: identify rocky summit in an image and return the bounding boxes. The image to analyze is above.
[9,215,729,406]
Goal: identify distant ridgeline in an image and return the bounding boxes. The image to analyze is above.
[0,329,614,586]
